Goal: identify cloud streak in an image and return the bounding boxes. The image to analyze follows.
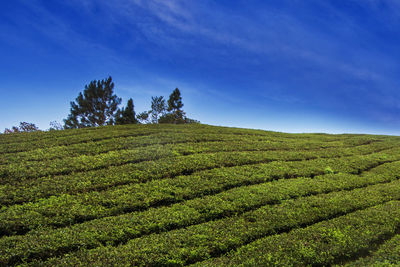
[98,0,392,86]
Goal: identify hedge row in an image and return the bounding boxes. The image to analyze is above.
[0,124,304,154]
[3,140,281,181]
[2,154,400,238]
[1,136,396,184]
[1,122,384,155]
[1,133,360,166]
[0,127,166,154]
[345,234,400,266]
[1,146,398,208]
[1,148,304,183]
[2,123,374,166]
[199,201,400,266]
[0,124,214,153]
[0,124,214,149]
[2,126,308,164]
[1,162,400,264]
[0,132,279,165]
[23,184,400,266]
[0,131,390,167]
[0,123,100,145]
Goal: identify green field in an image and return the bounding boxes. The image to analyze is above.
[1,124,400,266]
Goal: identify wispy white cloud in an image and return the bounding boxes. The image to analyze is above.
[12,0,382,88]
[99,0,391,86]
[4,0,122,66]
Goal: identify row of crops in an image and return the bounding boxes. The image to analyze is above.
[1,124,400,266]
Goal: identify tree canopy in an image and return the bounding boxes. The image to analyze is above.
[159,88,186,124]
[150,96,167,124]
[64,76,121,128]
[4,122,39,134]
[136,111,151,124]
[115,98,138,125]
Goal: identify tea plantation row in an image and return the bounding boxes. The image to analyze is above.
[1,124,400,266]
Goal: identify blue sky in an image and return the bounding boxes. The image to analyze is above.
[1,0,400,134]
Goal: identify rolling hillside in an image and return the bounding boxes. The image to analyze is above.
[1,124,400,266]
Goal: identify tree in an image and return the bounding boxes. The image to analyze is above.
[4,122,39,134]
[4,127,19,134]
[115,98,138,125]
[64,76,121,128]
[184,117,200,124]
[150,96,167,124]
[19,122,39,132]
[160,88,185,124]
[49,121,63,131]
[136,111,151,124]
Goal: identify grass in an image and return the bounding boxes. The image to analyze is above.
[1,123,400,266]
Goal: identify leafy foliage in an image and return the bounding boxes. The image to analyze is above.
[4,127,20,134]
[160,88,186,124]
[4,122,39,134]
[150,96,167,124]
[48,121,63,131]
[64,76,121,128]
[136,111,151,124]
[18,122,40,132]
[115,98,138,125]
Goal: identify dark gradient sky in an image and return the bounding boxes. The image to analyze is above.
[1,0,400,134]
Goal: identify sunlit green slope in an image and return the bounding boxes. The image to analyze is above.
[1,124,400,266]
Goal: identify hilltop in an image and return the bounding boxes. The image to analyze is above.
[1,124,400,266]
